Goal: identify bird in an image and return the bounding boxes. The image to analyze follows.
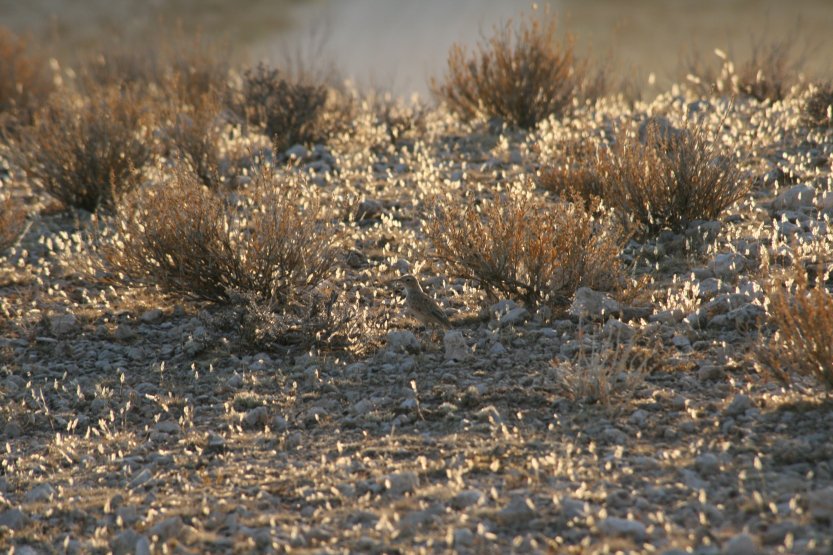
[393,274,452,330]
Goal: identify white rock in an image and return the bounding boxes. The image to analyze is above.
[497,306,529,327]
[386,330,420,353]
[772,184,815,210]
[496,496,535,525]
[443,330,470,361]
[382,471,419,496]
[569,287,621,319]
[711,253,747,279]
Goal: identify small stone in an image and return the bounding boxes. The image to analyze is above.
[698,364,723,381]
[24,483,55,503]
[808,486,833,521]
[711,253,747,279]
[242,406,268,431]
[443,330,470,361]
[0,507,27,530]
[569,287,621,320]
[128,468,153,490]
[724,394,753,417]
[206,432,226,452]
[356,199,384,220]
[495,496,535,526]
[453,528,474,547]
[135,535,151,555]
[50,313,77,336]
[153,420,180,435]
[352,399,374,416]
[598,517,647,541]
[772,184,815,210]
[498,306,530,328]
[695,453,720,475]
[226,373,243,389]
[114,324,136,340]
[285,144,308,159]
[140,309,163,324]
[149,516,183,541]
[111,530,141,555]
[722,532,762,555]
[450,489,483,510]
[383,471,419,496]
[488,341,507,356]
[386,330,420,353]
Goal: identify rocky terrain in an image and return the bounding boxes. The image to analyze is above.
[2,46,833,554]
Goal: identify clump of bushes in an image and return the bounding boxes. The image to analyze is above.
[758,264,833,390]
[0,27,54,126]
[95,165,369,350]
[428,189,624,307]
[431,11,603,129]
[239,63,330,154]
[0,194,26,254]
[685,39,801,102]
[10,86,155,212]
[802,82,833,128]
[541,116,749,234]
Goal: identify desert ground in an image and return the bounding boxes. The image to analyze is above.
[2,17,833,555]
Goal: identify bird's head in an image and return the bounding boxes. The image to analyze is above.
[393,274,421,291]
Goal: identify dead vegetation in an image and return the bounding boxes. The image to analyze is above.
[802,82,833,128]
[541,116,748,234]
[431,11,603,129]
[9,86,154,212]
[685,37,803,102]
[239,63,330,154]
[759,263,833,390]
[428,190,624,307]
[0,194,26,254]
[0,27,54,127]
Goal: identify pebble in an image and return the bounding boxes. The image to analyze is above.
[807,486,833,521]
[453,528,474,547]
[140,309,163,324]
[382,472,419,496]
[724,394,753,417]
[149,516,183,541]
[443,330,471,361]
[722,533,763,555]
[50,313,77,336]
[569,287,621,320]
[772,184,815,210]
[598,517,647,541]
[0,507,27,530]
[24,483,55,503]
[386,330,420,353]
[695,453,720,475]
[495,496,535,526]
[451,489,483,510]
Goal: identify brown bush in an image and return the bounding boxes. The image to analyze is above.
[0,27,54,126]
[239,63,329,153]
[685,38,801,102]
[758,266,833,390]
[802,82,833,128]
[428,190,624,307]
[11,86,154,212]
[431,11,603,129]
[0,194,26,254]
[541,117,749,234]
[163,89,227,188]
[97,165,337,306]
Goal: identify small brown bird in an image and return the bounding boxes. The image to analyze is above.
[394,274,451,329]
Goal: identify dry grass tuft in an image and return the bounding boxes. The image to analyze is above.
[431,11,603,129]
[239,63,329,154]
[428,190,624,307]
[685,38,801,102]
[10,86,154,212]
[758,264,833,390]
[541,117,749,234]
[0,27,54,126]
[0,194,27,254]
[802,82,833,129]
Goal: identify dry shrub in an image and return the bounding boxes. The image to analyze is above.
[685,39,801,102]
[98,166,336,304]
[0,27,54,126]
[758,265,833,390]
[428,190,624,307]
[802,82,833,128]
[96,165,373,350]
[539,137,605,209]
[431,11,603,129]
[163,89,227,188]
[542,117,748,234]
[0,194,26,254]
[239,63,329,153]
[12,86,154,212]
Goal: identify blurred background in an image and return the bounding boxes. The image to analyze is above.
[1,0,831,97]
